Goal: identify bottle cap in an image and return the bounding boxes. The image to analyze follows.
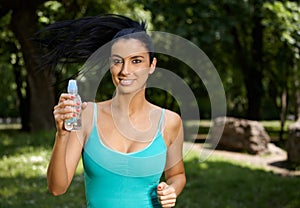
[67,80,78,93]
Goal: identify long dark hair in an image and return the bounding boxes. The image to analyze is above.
[34,14,154,71]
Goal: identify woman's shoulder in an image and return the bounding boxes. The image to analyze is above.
[80,101,110,140]
[149,103,182,125]
[160,109,183,146]
[164,109,182,130]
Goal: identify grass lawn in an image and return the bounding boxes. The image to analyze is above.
[176,151,300,208]
[0,128,299,208]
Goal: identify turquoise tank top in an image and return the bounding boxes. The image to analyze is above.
[82,103,167,208]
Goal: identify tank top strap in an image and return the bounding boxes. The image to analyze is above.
[158,108,165,132]
[93,103,98,125]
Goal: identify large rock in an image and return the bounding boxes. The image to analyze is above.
[287,120,300,163]
[209,117,271,154]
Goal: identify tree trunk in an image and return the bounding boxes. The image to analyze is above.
[232,29,263,121]
[10,5,55,131]
[232,1,263,120]
[244,67,263,120]
[230,1,264,120]
[246,1,264,120]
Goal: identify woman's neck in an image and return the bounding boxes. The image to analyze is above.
[111,89,148,116]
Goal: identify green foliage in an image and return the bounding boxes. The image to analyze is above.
[0,12,21,117]
[263,1,300,58]
[0,63,19,117]
[1,0,300,123]
[261,1,300,120]
[140,0,257,117]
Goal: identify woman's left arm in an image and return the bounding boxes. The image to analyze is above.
[157,110,186,207]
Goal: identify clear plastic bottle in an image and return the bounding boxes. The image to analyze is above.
[64,80,82,131]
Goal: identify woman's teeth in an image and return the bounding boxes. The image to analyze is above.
[120,79,134,85]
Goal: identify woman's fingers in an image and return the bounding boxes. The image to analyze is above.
[58,93,75,102]
[53,107,75,121]
[157,183,177,207]
[53,94,78,130]
[56,100,76,112]
[54,101,75,117]
[159,200,176,208]
[53,93,86,133]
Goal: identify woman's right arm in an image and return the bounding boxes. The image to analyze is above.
[47,93,86,196]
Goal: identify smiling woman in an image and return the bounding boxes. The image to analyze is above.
[110,39,157,94]
[35,14,186,208]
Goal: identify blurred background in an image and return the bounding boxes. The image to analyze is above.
[0,0,299,207]
[1,0,300,132]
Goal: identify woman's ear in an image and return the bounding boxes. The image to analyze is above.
[149,57,157,74]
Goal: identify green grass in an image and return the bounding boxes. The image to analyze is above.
[176,152,300,208]
[0,128,299,208]
[0,130,86,208]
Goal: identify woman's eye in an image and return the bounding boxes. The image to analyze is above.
[132,59,142,64]
[112,59,123,65]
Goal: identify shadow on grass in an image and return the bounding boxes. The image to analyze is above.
[0,130,56,157]
[0,175,86,208]
[176,158,300,208]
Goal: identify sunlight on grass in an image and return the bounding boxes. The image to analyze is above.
[0,148,49,178]
[260,120,293,130]
[0,124,21,130]
[0,130,86,208]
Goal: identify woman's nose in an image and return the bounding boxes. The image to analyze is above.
[119,61,130,75]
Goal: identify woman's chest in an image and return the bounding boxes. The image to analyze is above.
[97,110,162,154]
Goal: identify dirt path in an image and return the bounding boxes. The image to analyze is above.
[184,142,300,177]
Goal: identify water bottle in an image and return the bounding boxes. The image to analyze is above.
[64,80,82,131]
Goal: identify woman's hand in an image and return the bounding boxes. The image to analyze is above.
[53,93,87,135]
[157,182,177,208]
[53,93,76,134]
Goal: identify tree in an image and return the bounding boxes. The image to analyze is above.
[141,0,266,119]
[1,0,299,132]
[0,0,56,131]
[262,1,300,140]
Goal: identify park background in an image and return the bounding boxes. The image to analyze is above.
[0,0,299,207]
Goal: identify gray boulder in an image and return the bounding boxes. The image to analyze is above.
[209,117,271,154]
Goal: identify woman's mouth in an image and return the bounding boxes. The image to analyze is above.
[120,79,134,86]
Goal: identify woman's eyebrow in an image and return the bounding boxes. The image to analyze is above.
[130,55,145,59]
[111,54,145,59]
[111,54,123,58]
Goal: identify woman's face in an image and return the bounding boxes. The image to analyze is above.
[110,38,156,94]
